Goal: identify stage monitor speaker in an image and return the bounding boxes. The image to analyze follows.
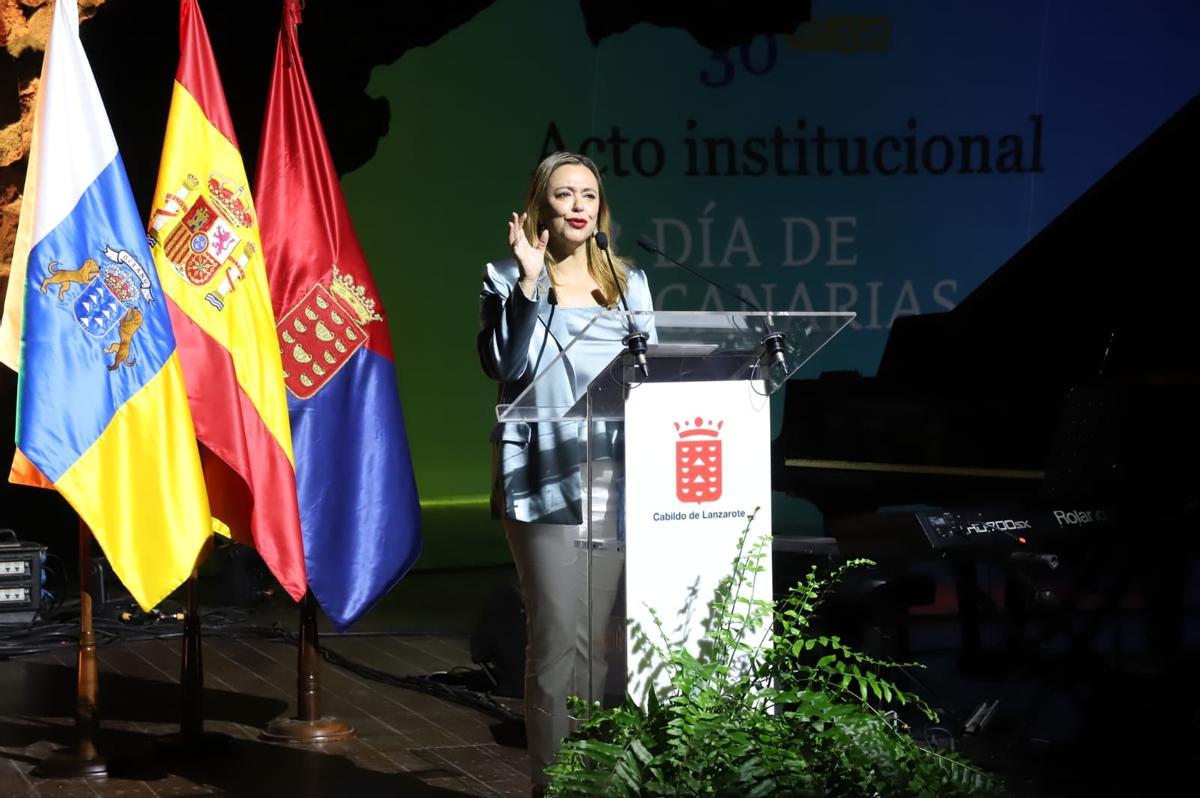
[0,529,46,625]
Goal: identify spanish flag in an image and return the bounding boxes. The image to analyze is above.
[0,0,211,610]
[147,0,306,600]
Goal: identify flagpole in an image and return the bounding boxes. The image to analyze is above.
[159,560,231,755]
[34,519,107,778]
[180,572,204,739]
[262,590,354,742]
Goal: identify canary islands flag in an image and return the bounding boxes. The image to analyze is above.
[147,0,306,601]
[256,0,422,629]
[1,0,211,610]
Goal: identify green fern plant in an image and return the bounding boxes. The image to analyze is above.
[545,512,997,797]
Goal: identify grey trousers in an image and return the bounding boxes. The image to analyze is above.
[503,517,624,787]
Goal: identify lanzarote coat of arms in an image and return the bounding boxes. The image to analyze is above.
[39,245,156,371]
[277,264,383,399]
[675,417,724,503]
[148,172,256,311]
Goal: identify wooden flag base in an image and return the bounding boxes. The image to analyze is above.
[33,749,107,779]
[154,572,235,758]
[261,716,354,743]
[261,591,354,744]
[35,521,107,779]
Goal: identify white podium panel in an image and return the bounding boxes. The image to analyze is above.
[622,379,773,703]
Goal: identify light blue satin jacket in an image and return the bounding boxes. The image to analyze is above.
[478,258,655,525]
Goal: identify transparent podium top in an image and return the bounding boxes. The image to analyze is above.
[497,310,855,422]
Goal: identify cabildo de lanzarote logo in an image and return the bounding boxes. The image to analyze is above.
[675,416,723,503]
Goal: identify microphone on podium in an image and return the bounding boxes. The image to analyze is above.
[595,231,649,378]
[635,237,786,370]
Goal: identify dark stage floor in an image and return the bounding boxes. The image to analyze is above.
[0,565,532,797]
[2,552,1199,796]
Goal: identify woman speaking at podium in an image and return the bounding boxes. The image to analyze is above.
[477,151,654,794]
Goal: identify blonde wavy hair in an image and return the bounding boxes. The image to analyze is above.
[519,151,629,307]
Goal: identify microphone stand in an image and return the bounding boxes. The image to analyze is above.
[636,237,786,372]
[595,231,649,378]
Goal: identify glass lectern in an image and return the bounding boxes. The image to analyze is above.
[497,310,854,709]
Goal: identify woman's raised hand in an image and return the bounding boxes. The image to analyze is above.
[509,212,549,295]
